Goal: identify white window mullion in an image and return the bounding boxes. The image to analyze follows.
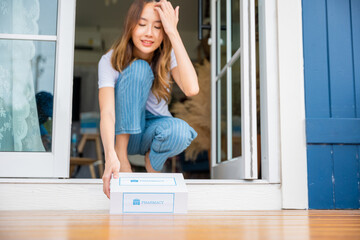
[52,0,76,177]
[0,34,57,41]
[226,0,232,160]
[258,0,281,183]
[211,0,217,174]
[216,0,221,164]
[240,0,257,179]
[240,0,250,179]
[249,0,258,178]
[215,47,241,81]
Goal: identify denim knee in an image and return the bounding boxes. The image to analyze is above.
[129,59,154,85]
[114,59,154,135]
[152,120,198,153]
[171,122,198,150]
[115,59,154,93]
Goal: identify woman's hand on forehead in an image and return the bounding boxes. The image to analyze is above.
[154,0,179,36]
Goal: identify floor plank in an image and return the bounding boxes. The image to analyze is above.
[0,210,359,240]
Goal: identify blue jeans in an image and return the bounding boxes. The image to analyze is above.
[114,59,198,171]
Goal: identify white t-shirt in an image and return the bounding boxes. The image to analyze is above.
[98,49,177,117]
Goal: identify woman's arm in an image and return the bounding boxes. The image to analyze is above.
[155,0,199,97]
[99,87,120,199]
[169,34,199,97]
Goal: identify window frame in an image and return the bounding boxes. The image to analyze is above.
[0,0,76,178]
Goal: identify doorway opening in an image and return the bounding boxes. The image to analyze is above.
[69,0,262,180]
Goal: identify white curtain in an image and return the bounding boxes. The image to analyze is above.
[0,0,45,151]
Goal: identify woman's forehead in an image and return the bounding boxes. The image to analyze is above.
[140,3,161,22]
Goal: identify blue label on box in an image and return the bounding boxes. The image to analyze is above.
[123,193,175,213]
[119,177,177,186]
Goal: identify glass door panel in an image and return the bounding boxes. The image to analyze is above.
[0,39,56,152]
[232,57,241,158]
[216,73,228,163]
[231,0,240,55]
[218,0,227,71]
[220,0,227,70]
[0,0,58,35]
[211,0,257,179]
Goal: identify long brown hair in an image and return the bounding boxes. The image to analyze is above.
[110,0,173,103]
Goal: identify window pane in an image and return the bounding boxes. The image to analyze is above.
[220,0,227,70]
[216,73,227,163]
[232,0,240,55]
[232,57,242,158]
[0,0,58,35]
[0,39,56,152]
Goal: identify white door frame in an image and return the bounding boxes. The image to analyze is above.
[277,0,308,209]
[0,0,308,210]
[210,0,308,208]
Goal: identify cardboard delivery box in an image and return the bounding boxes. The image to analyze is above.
[110,172,188,214]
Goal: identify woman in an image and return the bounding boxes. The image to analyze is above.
[99,0,199,198]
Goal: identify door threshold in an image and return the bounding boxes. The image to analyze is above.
[0,178,282,210]
[0,178,276,184]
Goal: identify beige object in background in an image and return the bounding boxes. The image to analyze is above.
[171,59,211,161]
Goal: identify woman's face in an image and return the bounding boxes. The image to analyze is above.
[132,2,164,61]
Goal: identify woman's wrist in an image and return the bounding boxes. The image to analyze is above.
[104,149,117,159]
[167,29,180,43]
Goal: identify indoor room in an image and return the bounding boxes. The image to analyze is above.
[69,0,262,180]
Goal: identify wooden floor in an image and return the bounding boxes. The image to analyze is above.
[0,210,359,240]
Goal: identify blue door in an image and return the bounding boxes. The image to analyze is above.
[303,0,360,209]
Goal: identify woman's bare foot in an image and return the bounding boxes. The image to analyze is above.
[145,151,160,173]
[118,157,133,172]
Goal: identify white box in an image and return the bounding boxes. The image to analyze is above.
[110,173,188,214]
